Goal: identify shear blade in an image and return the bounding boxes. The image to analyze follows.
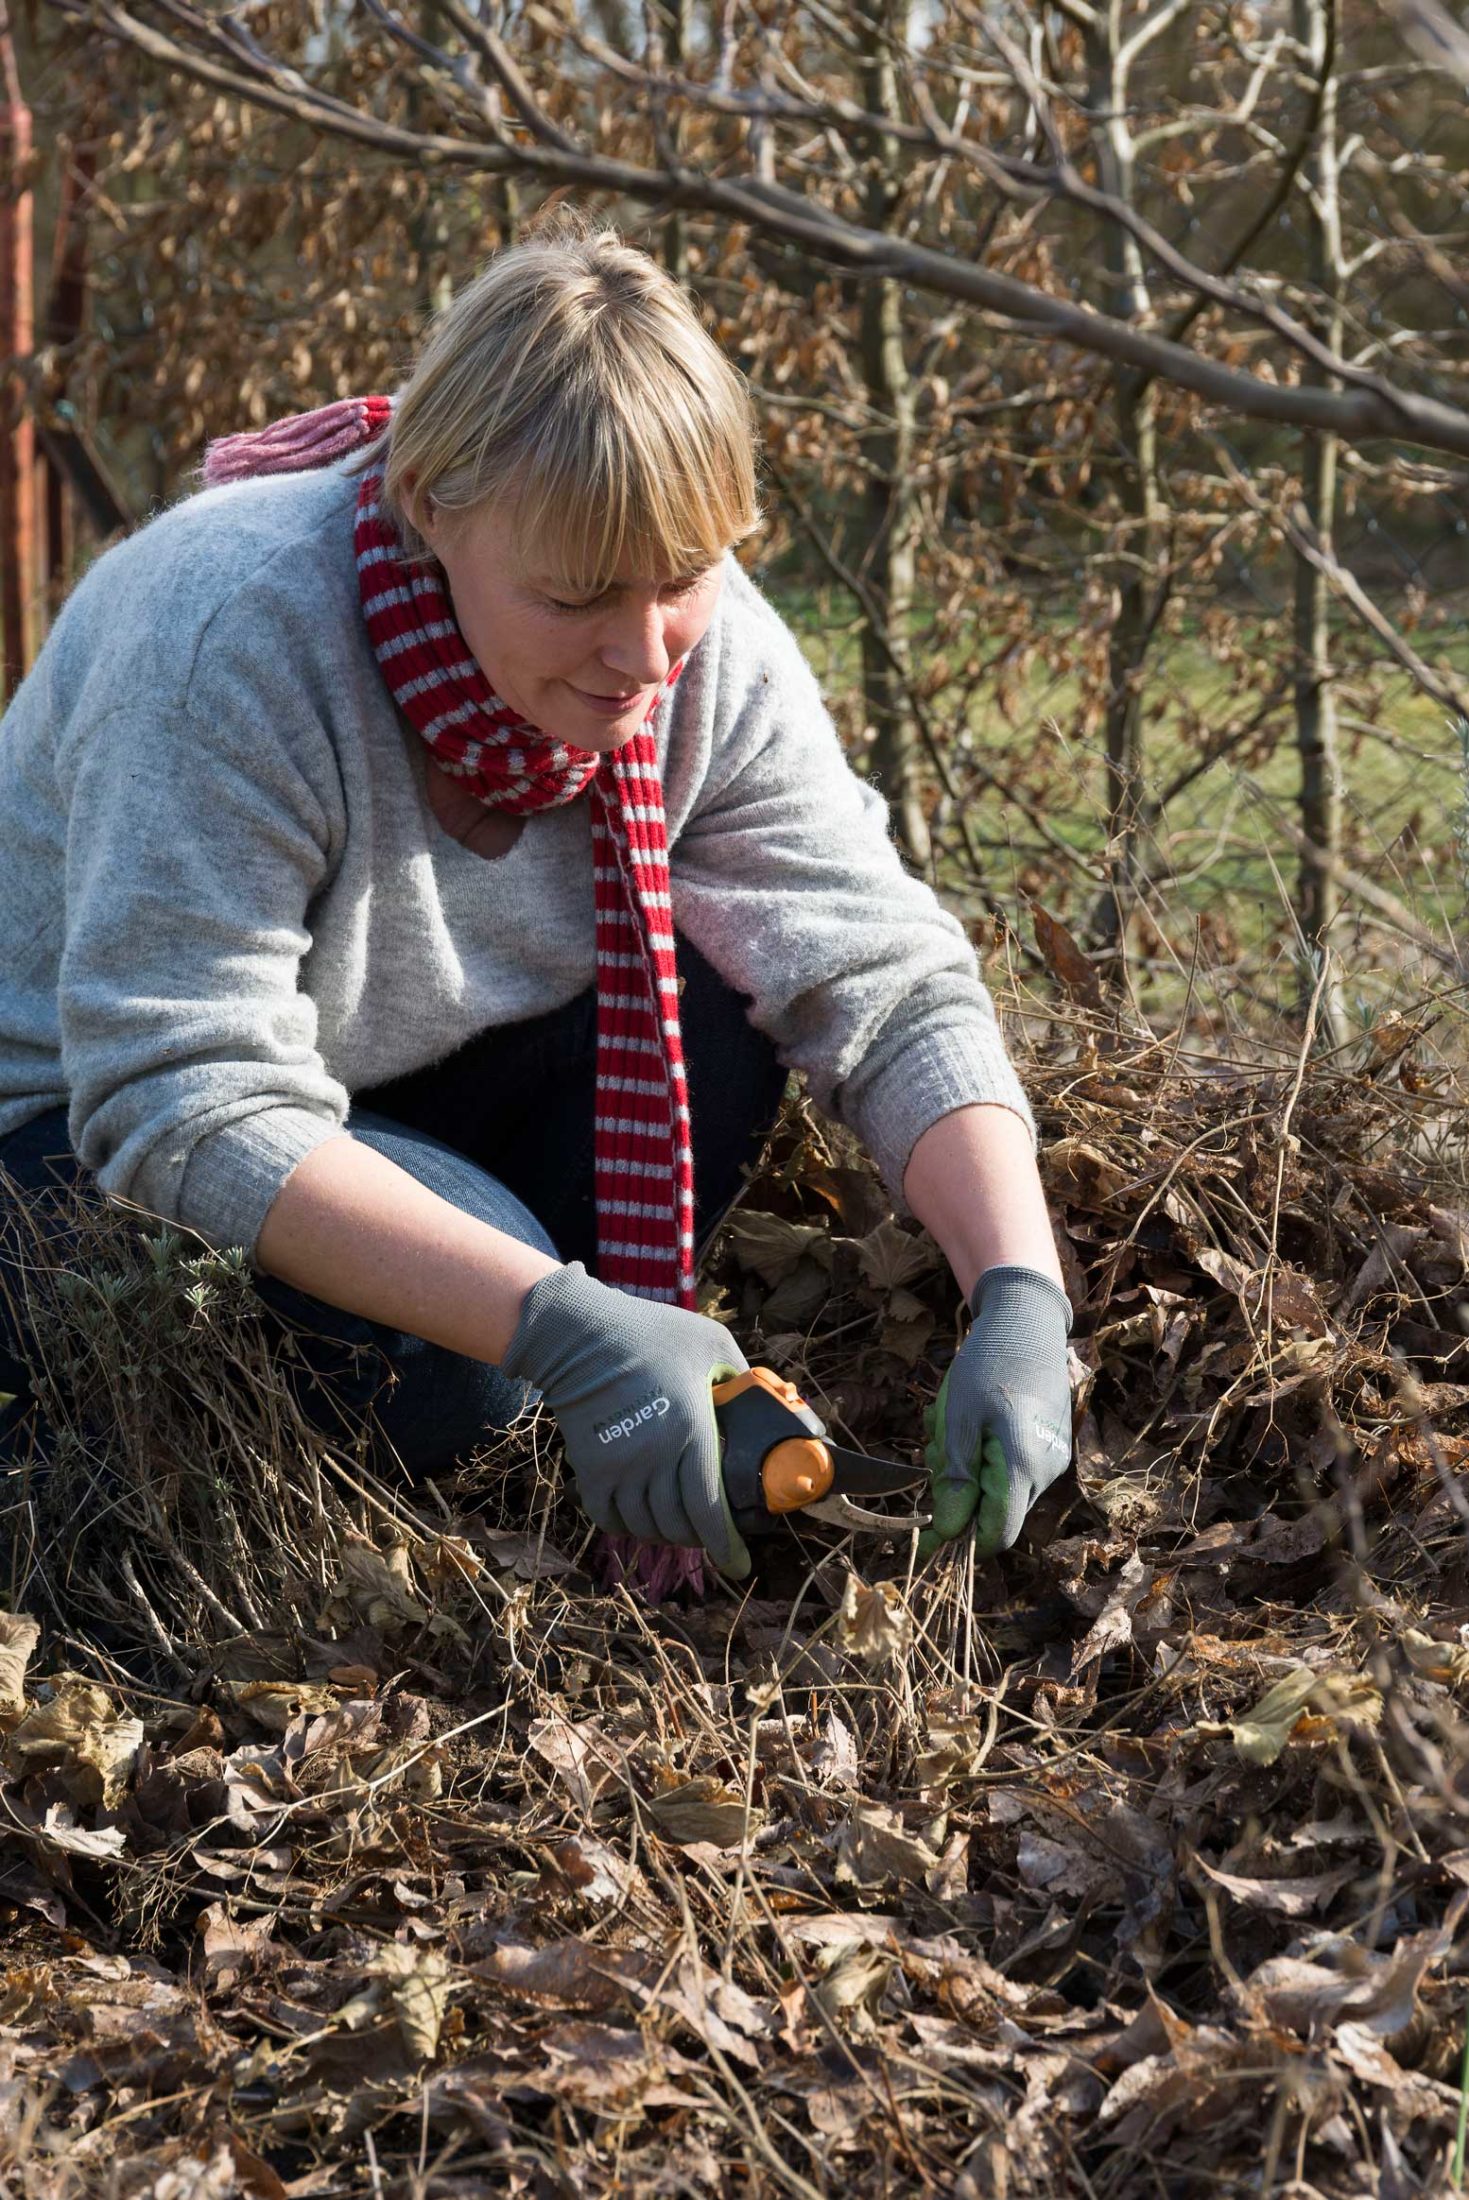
[802,1492,932,1534]
[825,1446,929,1499]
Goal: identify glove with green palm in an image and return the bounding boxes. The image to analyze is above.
[919,1265,1073,1557]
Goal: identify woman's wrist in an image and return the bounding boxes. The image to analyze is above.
[902,1102,1064,1306]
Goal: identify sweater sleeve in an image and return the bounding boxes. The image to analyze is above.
[55,693,352,1255]
[669,572,1035,1214]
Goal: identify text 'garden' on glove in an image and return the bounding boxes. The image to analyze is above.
[499,1260,753,1577]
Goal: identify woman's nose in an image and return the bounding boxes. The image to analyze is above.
[599,599,672,687]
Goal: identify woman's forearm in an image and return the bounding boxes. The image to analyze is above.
[902,1103,1063,1305]
[254,1134,561,1365]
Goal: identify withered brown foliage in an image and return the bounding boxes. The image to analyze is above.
[2,982,1469,2197]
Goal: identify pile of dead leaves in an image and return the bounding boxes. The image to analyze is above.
[3,1012,1469,2194]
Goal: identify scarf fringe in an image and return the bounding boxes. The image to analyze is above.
[200,396,393,488]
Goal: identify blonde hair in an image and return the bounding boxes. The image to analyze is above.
[350,220,761,589]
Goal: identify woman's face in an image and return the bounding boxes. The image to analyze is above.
[406,485,726,754]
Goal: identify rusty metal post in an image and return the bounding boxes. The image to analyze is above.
[0,0,34,704]
[42,139,96,617]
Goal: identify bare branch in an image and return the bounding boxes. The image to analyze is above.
[48,0,1469,462]
[1046,0,1101,32]
[1116,0,1193,76]
[979,9,1399,418]
[435,0,579,152]
[1147,20,1330,364]
[1238,773,1464,973]
[1384,0,1469,85]
[354,0,516,141]
[1210,435,1469,723]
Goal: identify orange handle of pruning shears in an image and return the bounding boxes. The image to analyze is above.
[712,1367,834,1523]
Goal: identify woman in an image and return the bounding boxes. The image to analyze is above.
[0,223,1072,1580]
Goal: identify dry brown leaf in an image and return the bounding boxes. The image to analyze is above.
[1043,1137,1129,1209]
[1261,1267,1331,1336]
[926,1829,970,1903]
[653,1968,773,2068]
[916,1713,993,1792]
[199,1902,279,1988]
[319,1538,430,1635]
[848,1217,941,1294]
[1198,1666,1382,1765]
[523,2022,691,2113]
[1194,1244,1257,1298]
[836,1803,939,1888]
[723,1210,831,1287]
[809,1943,896,2036]
[810,1709,860,1788]
[226,1680,340,1736]
[36,1804,127,1860]
[369,1941,451,2064]
[1193,1855,1353,1918]
[1096,2025,1247,2142]
[1016,1829,1121,1903]
[880,1305,938,1366]
[784,1914,901,1953]
[546,1835,643,1906]
[0,1613,39,1726]
[760,1259,831,1326]
[1400,1627,1469,1688]
[647,1775,761,1848]
[1033,903,1102,1008]
[1331,2021,1462,2120]
[1239,1926,1452,2040]
[528,1714,622,1815]
[5,1676,143,1808]
[474,1527,575,1580]
[477,1937,660,2015]
[836,1573,910,1663]
[1069,1555,1153,1675]
[1339,1224,1426,1316]
[421,1535,483,1589]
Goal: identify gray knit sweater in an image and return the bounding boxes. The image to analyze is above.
[0,458,1034,1258]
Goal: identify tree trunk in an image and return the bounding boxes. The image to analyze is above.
[663,0,690,286]
[1081,3,1164,977]
[859,0,927,867]
[411,1,454,314]
[40,134,97,624]
[0,3,35,703]
[1098,365,1160,965]
[1291,0,1349,1047]
[1068,2,1169,981]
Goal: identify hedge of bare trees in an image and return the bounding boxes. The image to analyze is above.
[8,0,1469,1039]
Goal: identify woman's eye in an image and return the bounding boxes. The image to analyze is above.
[545,573,706,613]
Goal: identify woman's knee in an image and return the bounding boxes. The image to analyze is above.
[253,1111,555,1475]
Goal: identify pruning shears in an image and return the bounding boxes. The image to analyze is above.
[713,1368,930,1540]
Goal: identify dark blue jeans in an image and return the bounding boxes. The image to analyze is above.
[0,934,787,1476]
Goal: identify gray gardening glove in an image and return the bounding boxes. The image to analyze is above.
[919,1265,1073,1557]
[500,1260,753,1576]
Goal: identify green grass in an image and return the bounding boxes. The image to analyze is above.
[772,572,1469,1031]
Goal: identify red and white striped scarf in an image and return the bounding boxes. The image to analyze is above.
[202,398,698,1310]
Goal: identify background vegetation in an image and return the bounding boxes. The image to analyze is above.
[6,3,1469,2193]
